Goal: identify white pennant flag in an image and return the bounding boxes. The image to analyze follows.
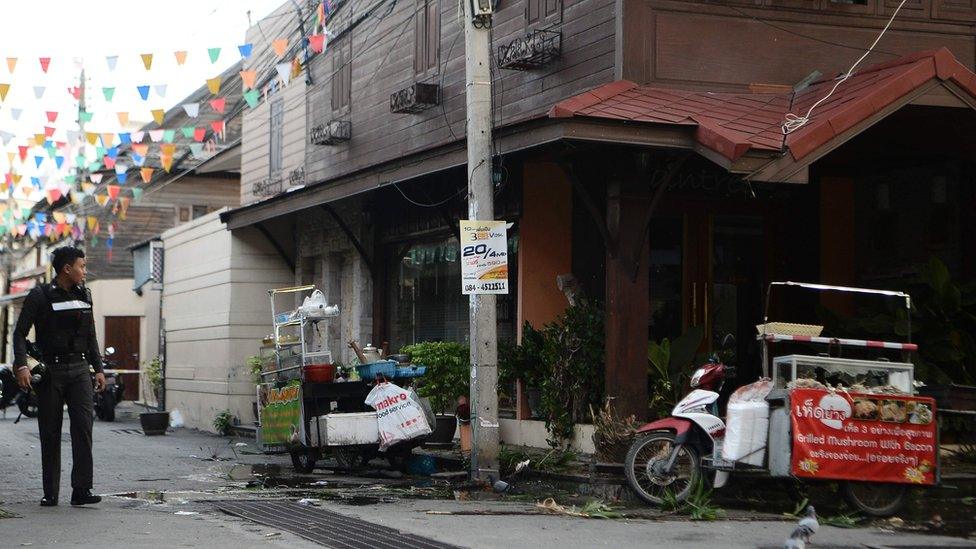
[90,173,103,183]
[33,86,45,99]
[67,130,80,143]
[66,213,77,224]
[181,103,199,117]
[10,108,22,120]
[189,143,206,159]
[114,163,128,174]
[0,130,13,145]
[131,131,145,143]
[106,55,118,71]
[275,63,291,85]
[154,84,167,98]
[148,129,165,142]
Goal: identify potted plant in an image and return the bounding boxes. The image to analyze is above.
[403,341,469,445]
[246,355,263,422]
[139,357,169,436]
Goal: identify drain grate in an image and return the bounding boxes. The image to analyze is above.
[218,500,461,549]
[109,429,144,435]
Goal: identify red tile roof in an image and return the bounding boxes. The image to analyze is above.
[549,48,976,163]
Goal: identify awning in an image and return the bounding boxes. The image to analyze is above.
[549,48,976,182]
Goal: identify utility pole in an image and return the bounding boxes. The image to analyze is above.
[463,0,499,481]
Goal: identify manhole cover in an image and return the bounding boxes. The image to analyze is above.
[218,500,460,549]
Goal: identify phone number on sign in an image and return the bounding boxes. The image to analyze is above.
[464,282,507,292]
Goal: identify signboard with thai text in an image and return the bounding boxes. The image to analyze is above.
[258,381,304,449]
[790,388,937,485]
[459,220,509,295]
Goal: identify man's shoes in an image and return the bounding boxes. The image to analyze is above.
[40,496,57,507]
[70,490,101,506]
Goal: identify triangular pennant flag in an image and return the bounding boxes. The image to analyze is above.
[180,126,195,138]
[45,111,58,123]
[0,83,9,101]
[206,77,221,95]
[103,87,115,101]
[117,172,128,184]
[238,43,253,59]
[79,110,92,122]
[17,145,28,161]
[85,132,98,145]
[243,89,260,108]
[174,50,188,65]
[53,212,66,224]
[44,126,55,138]
[55,156,64,169]
[71,193,84,205]
[119,132,132,145]
[68,130,80,143]
[82,182,96,194]
[193,127,206,142]
[132,153,145,167]
[46,189,61,204]
[39,57,51,73]
[107,147,119,159]
[131,187,144,201]
[64,174,76,185]
[181,102,199,117]
[276,63,291,85]
[154,84,167,97]
[33,133,45,146]
[101,133,115,147]
[87,216,97,230]
[107,185,121,200]
[117,112,129,126]
[163,130,176,143]
[239,69,257,89]
[34,156,44,168]
[309,34,326,54]
[103,156,116,169]
[137,85,150,100]
[132,144,149,156]
[5,58,16,72]
[33,86,45,99]
[96,194,109,207]
[161,155,174,172]
[149,129,165,142]
[106,55,118,71]
[160,143,176,156]
[151,109,164,125]
[273,38,288,57]
[140,167,154,183]
[68,86,82,100]
[210,120,225,135]
[141,53,153,70]
[131,131,145,143]
[208,47,221,63]
[88,160,102,171]
[209,97,226,113]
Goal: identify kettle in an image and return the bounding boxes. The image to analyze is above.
[361,344,382,363]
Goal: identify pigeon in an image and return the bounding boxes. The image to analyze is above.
[784,505,819,548]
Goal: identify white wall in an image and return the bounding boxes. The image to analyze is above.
[161,209,292,431]
[88,278,145,352]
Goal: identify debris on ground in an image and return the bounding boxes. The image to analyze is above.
[536,498,624,519]
[174,511,199,516]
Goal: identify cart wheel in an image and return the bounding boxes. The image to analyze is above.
[624,431,701,506]
[333,447,365,469]
[290,448,319,473]
[841,481,908,517]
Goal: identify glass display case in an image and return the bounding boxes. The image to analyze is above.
[773,355,914,393]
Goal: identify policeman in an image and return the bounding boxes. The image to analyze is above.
[13,246,105,507]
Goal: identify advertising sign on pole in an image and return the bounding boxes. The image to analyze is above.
[790,388,937,485]
[257,381,305,450]
[459,220,509,295]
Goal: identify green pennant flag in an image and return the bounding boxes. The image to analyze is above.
[131,188,143,201]
[91,236,98,246]
[208,47,221,64]
[64,175,76,185]
[96,146,106,158]
[19,208,30,220]
[243,89,260,108]
[88,160,102,171]
[181,126,195,138]
[163,129,176,143]
[79,111,93,123]
[46,146,57,159]
[75,153,86,166]
[102,87,115,102]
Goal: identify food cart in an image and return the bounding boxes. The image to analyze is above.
[256,285,429,472]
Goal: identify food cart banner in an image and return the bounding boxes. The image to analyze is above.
[257,382,305,448]
[459,220,509,295]
[790,388,936,485]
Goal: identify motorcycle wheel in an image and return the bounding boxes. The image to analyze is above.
[18,394,39,418]
[625,431,701,506]
[841,481,908,517]
[290,447,319,474]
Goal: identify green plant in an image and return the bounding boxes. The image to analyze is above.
[821,513,861,528]
[246,355,263,384]
[213,410,233,436]
[142,357,164,411]
[661,478,723,521]
[404,341,470,414]
[648,326,704,419]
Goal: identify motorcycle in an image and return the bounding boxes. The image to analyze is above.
[94,347,124,422]
[0,364,39,420]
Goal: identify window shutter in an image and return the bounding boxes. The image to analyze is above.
[426,0,439,73]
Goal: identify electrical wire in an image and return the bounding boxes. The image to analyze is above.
[392,180,464,207]
[781,0,909,134]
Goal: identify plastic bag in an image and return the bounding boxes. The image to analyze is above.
[728,379,773,405]
[365,381,432,451]
[300,290,339,318]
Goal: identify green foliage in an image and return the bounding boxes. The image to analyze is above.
[820,513,861,528]
[403,341,470,414]
[576,500,625,519]
[499,445,577,476]
[648,326,704,419]
[661,478,723,521]
[142,356,164,410]
[822,257,976,384]
[499,323,548,390]
[213,409,233,436]
[246,355,263,384]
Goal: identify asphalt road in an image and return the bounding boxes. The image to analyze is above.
[0,404,973,549]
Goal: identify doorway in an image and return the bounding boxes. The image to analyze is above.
[104,316,141,400]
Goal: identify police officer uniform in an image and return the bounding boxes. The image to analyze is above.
[13,281,103,505]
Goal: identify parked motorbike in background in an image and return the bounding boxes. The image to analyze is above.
[94,347,125,422]
[0,364,39,419]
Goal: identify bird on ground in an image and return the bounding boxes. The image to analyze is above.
[784,505,819,548]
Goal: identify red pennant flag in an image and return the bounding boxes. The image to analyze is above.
[103,156,116,169]
[44,126,55,138]
[107,185,121,200]
[309,34,326,53]
[132,144,149,156]
[69,86,81,100]
[46,111,58,123]
[193,127,206,142]
[210,120,225,134]
[209,98,226,113]
[46,189,62,204]
[17,145,28,161]
[39,57,51,73]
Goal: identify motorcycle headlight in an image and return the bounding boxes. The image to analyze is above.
[690,368,704,388]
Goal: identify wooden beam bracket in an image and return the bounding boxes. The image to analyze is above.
[630,153,689,281]
[255,222,295,273]
[558,160,615,257]
[320,204,374,273]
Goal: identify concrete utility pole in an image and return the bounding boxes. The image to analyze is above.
[463,0,499,480]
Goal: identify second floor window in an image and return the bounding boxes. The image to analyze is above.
[269,99,284,174]
[332,38,352,112]
[414,0,439,77]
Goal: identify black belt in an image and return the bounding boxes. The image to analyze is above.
[43,353,87,365]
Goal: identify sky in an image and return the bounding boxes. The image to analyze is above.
[0,0,285,193]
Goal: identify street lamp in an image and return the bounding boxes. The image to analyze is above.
[470,0,493,17]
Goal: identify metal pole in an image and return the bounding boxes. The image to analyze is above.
[463,0,499,481]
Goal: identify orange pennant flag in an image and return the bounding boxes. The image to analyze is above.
[174,50,188,65]
[151,109,165,125]
[70,193,83,205]
[141,53,153,70]
[96,194,109,207]
[161,155,174,172]
[117,112,129,126]
[239,69,257,89]
[52,212,66,224]
[102,133,116,147]
[61,223,72,237]
[5,57,15,72]
[132,144,149,156]
[82,182,96,194]
[160,143,176,156]
[206,77,221,95]
[107,185,121,200]
[140,167,154,183]
[86,132,98,145]
[87,216,98,230]
[6,152,14,165]
[0,83,9,101]
[273,38,288,57]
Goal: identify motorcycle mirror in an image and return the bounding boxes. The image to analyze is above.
[105,347,116,356]
[721,333,736,350]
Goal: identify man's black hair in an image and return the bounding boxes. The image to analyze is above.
[52,246,86,275]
